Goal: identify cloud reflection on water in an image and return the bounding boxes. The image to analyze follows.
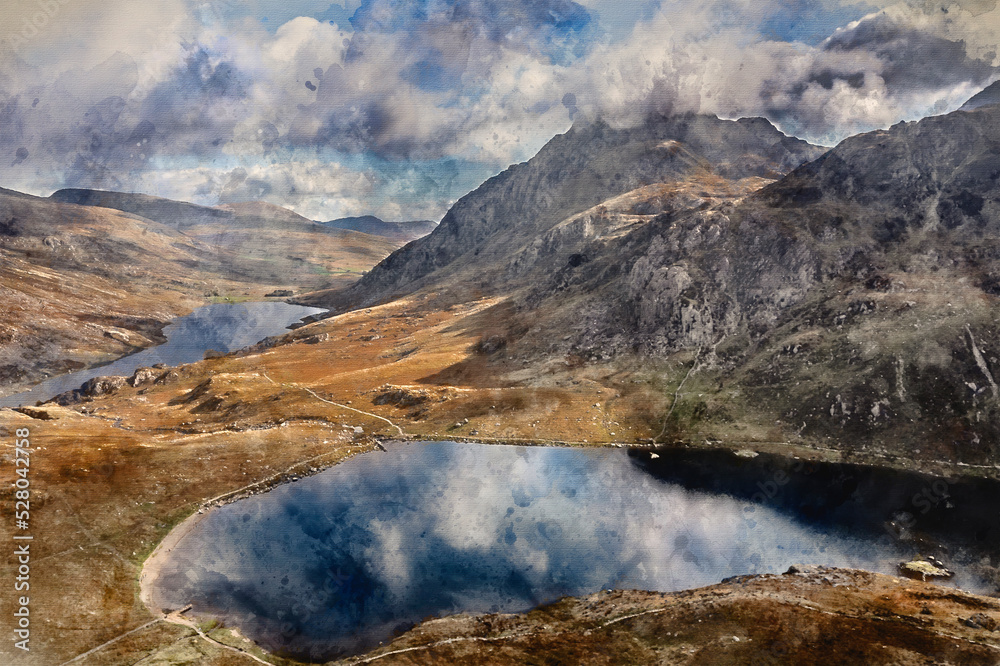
[150,441,911,659]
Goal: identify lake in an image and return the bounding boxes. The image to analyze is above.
[0,301,325,408]
[142,441,990,661]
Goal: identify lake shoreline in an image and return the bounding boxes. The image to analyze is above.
[139,435,385,616]
[139,432,1000,618]
[138,437,1000,662]
[0,301,326,409]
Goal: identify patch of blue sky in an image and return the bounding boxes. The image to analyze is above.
[147,152,242,171]
[195,0,357,32]
[527,0,602,65]
[149,147,497,211]
[316,2,360,30]
[400,59,462,93]
[585,0,661,43]
[320,152,499,219]
[333,149,496,191]
[542,23,601,66]
[758,1,876,45]
[542,0,594,35]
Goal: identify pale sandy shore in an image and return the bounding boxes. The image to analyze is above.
[138,441,380,616]
[138,508,211,615]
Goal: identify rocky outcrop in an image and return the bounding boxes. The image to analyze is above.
[371,384,459,408]
[339,568,1000,665]
[128,367,159,387]
[80,375,127,397]
[899,558,954,581]
[47,367,180,405]
[14,405,72,420]
[51,375,128,405]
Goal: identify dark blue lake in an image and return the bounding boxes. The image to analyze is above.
[142,441,977,661]
[0,301,324,408]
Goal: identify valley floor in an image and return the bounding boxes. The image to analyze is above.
[3,288,999,665]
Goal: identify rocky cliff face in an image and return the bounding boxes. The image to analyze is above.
[961,79,1000,111]
[520,102,999,346]
[548,102,1000,460]
[758,104,1000,236]
[332,113,825,307]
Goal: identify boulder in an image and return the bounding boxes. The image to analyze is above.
[80,375,127,397]
[898,559,954,581]
[129,367,158,387]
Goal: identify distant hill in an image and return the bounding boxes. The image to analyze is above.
[52,189,323,231]
[320,215,437,241]
[50,188,231,228]
[46,188,400,276]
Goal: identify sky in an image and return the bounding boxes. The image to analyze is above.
[0,0,998,222]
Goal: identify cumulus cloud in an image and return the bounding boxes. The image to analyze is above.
[0,0,997,219]
[274,0,598,161]
[563,0,1000,144]
[121,153,486,221]
[0,0,597,218]
[137,159,376,218]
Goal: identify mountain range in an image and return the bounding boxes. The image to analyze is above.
[299,94,1000,466]
[322,113,824,308]
[9,88,1000,463]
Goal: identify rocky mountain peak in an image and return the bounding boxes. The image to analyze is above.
[755,103,1000,238]
[330,113,826,309]
[960,79,1000,111]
